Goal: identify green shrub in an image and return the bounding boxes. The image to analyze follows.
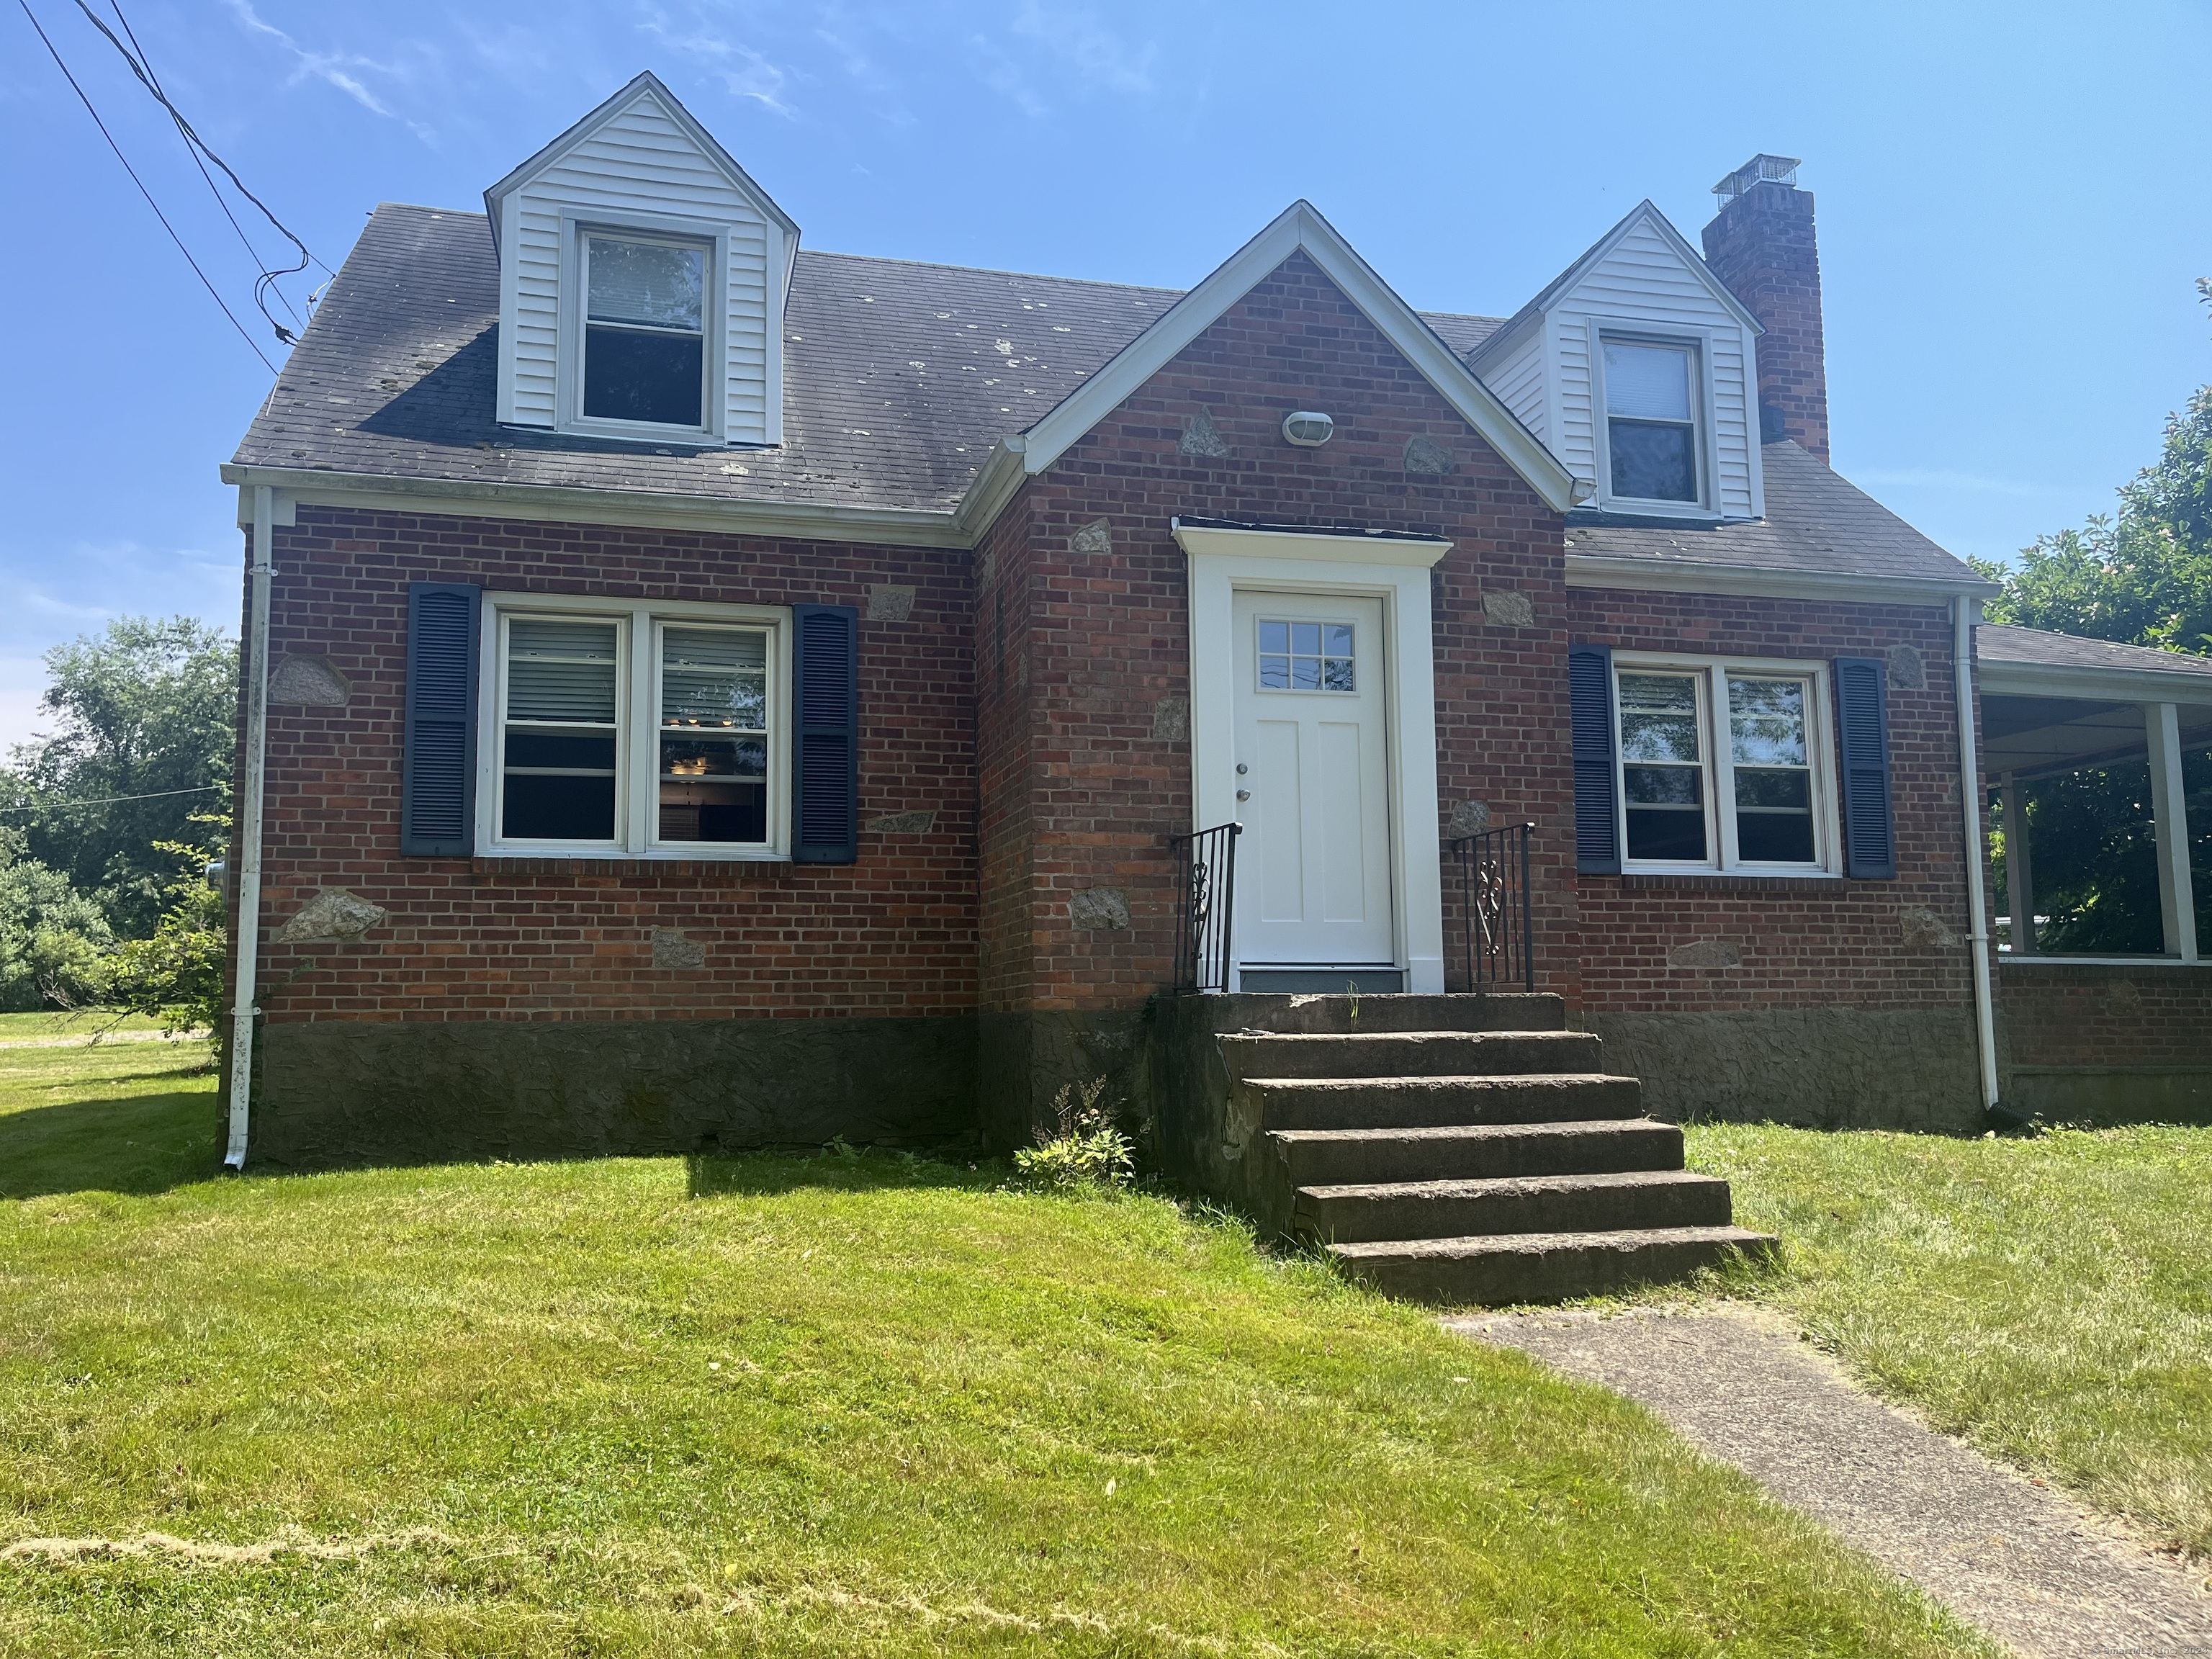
[1013,1076,1135,1191]
[93,815,228,1037]
[0,829,112,1011]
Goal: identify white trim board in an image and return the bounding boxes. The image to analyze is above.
[225,468,970,549]
[1565,550,1997,608]
[1015,201,1581,513]
[1978,660,2212,707]
[1173,521,1449,994]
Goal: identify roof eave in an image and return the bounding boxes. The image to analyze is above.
[1565,549,2000,607]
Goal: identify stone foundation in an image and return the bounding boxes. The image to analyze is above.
[1581,1007,1982,1132]
[251,1015,979,1170]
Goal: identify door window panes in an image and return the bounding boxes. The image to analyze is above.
[502,618,619,841]
[1729,676,1816,863]
[1618,671,1708,861]
[583,235,706,427]
[1258,619,1355,692]
[1605,340,1699,503]
[657,626,769,845]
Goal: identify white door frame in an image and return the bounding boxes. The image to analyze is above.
[1174,520,1451,993]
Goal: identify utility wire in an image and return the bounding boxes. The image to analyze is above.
[106,0,300,326]
[0,784,225,813]
[69,0,325,341]
[16,0,276,372]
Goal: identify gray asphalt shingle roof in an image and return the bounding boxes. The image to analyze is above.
[1566,440,1983,587]
[1977,624,2212,679]
[232,202,1981,596]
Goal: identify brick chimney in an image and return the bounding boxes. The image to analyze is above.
[1701,155,1828,464]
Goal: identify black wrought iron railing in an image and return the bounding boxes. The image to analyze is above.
[1169,822,1241,993]
[1450,822,1535,992]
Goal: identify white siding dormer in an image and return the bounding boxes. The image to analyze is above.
[1472,203,1763,521]
[485,73,798,447]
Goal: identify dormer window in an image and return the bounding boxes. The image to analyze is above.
[1602,338,1702,505]
[583,233,708,428]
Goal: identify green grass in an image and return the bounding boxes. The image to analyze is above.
[0,1010,171,1041]
[1689,1122,2212,1557]
[0,1046,1991,1657]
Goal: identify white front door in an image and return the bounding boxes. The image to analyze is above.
[1232,589,1395,968]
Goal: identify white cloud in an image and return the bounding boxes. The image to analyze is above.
[223,0,436,137]
[966,33,1046,117]
[640,9,798,116]
[1010,1,1155,96]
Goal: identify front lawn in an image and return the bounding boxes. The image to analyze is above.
[1690,1122,2212,1557]
[0,1043,1988,1657]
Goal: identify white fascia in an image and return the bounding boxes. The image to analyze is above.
[1977,659,2212,707]
[220,465,969,549]
[979,201,1580,518]
[1564,551,2000,608]
[1172,519,1453,994]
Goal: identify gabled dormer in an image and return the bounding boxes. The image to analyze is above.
[485,72,799,448]
[1471,200,1764,521]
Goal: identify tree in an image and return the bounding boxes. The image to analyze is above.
[0,827,112,1011]
[1972,280,2212,656]
[96,815,228,1038]
[4,618,237,938]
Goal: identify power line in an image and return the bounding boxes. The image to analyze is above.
[69,0,325,342]
[0,784,225,813]
[16,0,277,372]
[105,0,301,326]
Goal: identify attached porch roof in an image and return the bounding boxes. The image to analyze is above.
[1978,624,2212,780]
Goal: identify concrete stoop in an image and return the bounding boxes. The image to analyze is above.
[1154,993,1775,1306]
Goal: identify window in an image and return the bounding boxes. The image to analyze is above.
[582,233,706,428]
[485,598,786,858]
[1603,338,1701,505]
[1258,619,1356,691]
[1614,657,1833,871]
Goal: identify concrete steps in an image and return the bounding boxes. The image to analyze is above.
[1187,992,1775,1305]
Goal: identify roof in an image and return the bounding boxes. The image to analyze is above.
[1564,439,1990,593]
[231,202,1522,523]
[1978,624,2212,680]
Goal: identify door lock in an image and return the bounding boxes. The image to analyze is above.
[1236,763,1249,774]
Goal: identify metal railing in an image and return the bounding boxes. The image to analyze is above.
[1450,822,1535,992]
[1168,822,1241,992]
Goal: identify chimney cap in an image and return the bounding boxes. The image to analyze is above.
[1712,154,1802,204]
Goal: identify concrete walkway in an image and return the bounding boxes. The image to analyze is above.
[1449,1308,2212,1659]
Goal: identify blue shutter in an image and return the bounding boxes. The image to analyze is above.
[401,583,481,857]
[791,604,859,864]
[1568,643,1621,875]
[1833,656,1897,879]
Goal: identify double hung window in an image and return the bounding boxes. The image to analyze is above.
[1615,657,1830,871]
[581,233,708,429]
[1601,337,1702,505]
[486,598,786,858]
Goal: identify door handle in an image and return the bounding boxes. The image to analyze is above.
[1236,789,1251,802]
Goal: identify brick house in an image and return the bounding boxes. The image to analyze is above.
[220,77,2209,1292]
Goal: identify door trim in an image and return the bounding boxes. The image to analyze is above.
[1174,520,1452,994]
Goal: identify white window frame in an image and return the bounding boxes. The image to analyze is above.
[1614,652,1841,876]
[475,591,791,860]
[1589,323,1720,518]
[556,210,729,446]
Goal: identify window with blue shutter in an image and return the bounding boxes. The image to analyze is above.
[402,583,482,856]
[791,604,859,864]
[1568,642,1622,874]
[1832,656,1897,879]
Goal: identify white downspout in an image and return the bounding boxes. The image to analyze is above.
[1953,596,2001,1112]
[224,484,276,1169]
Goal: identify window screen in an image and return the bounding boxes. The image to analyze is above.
[583,235,706,427]
[1729,676,1816,863]
[1604,341,1698,503]
[501,618,619,841]
[1617,671,1707,861]
[657,626,770,845]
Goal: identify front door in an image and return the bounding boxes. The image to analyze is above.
[1231,589,1395,971]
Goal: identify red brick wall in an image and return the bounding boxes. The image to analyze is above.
[1997,963,2212,1069]
[1566,589,1974,1017]
[232,505,976,1026]
[974,490,1037,1016]
[986,248,1579,1017]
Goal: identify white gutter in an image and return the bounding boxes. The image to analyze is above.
[224,485,276,1169]
[1953,595,2000,1114]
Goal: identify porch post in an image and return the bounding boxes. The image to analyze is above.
[2142,701,2199,962]
[1999,770,2036,954]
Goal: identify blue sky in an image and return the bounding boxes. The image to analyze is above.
[1,0,2208,747]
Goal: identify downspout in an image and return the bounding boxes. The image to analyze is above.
[223,485,276,1169]
[1952,595,2001,1112]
